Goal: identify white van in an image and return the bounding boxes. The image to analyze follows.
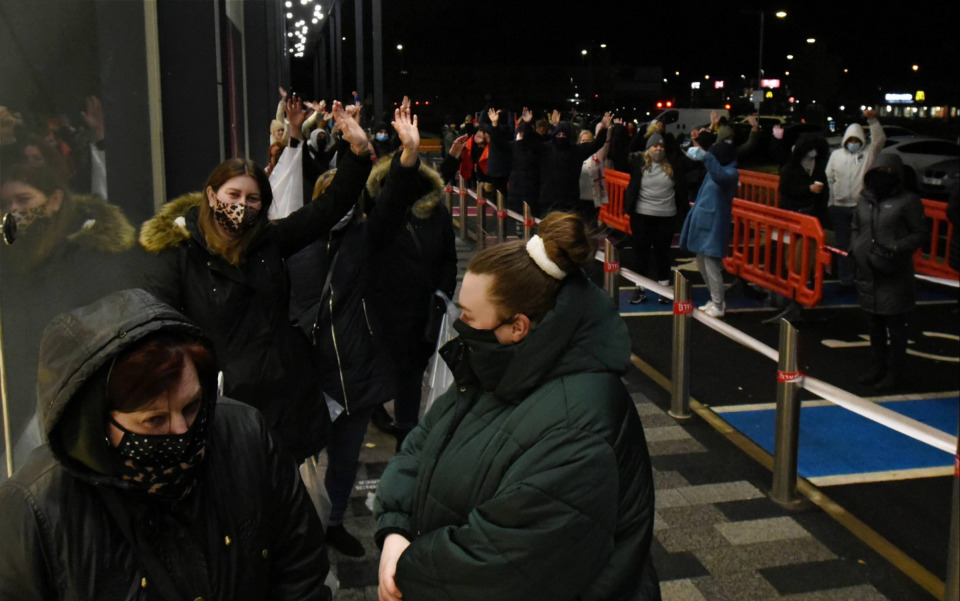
[651,108,729,138]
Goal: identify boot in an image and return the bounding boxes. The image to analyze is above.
[858,365,886,386]
[371,405,397,436]
[873,369,902,391]
[326,523,365,557]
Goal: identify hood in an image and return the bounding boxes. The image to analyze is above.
[862,152,905,200]
[554,122,575,145]
[492,274,631,402]
[842,123,867,147]
[139,192,203,253]
[709,140,736,166]
[38,289,214,481]
[790,134,828,164]
[64,194,137,253]
[866,152,903,175]
[365,155,445,219]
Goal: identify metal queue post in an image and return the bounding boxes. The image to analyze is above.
[947,446,959,601]
[602,238,619,301]
[669,271,692,420]
[457,174,468,240]
[475,182,485,246]
[523,202,534,241]
[771,318,804,508]
[496,192,506,244]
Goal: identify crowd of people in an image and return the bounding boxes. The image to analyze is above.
[0,82,951,600]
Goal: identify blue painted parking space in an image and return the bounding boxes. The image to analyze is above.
[718,397,959,481]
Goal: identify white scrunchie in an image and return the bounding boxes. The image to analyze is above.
[525,235,567,280]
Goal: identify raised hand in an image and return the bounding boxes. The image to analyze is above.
[401,95,411,113]
[521,107,533,123]
[747,114,759,131]
[601,111,613,129]
[332,101,369,155]
[81,95,105,141]
[551,109,561,126]
[863,108,878,120]
[449,133,470,159]
[392,105,420,167]
[279,86,288,101]
[488,107,501,127]
[710,109,720,128]
[285,95,307,140]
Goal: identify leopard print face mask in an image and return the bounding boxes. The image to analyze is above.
[10,204,49,233]
[212,198,260,235]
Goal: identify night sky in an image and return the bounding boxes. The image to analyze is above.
[294,0,960,113]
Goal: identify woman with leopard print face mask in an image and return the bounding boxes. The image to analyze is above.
[138,101,373,462]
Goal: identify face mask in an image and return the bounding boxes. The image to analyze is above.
[845,142,862,153]
[649,149,665,163]
[446,318,518,391]
[686,146,705,161]
[865,171,898,198]
[213,198,260,235]
[375,132,389,142]
[10,204,49,233]
[109,401,210,501]
[805,150,817,160]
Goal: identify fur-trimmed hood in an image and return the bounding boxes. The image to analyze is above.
[138,192,203,253]
[64,194,137,253]
[365,156,445,220]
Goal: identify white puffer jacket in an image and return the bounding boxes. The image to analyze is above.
[826,119,885,207]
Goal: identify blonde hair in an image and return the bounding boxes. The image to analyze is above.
[643,148,674,180]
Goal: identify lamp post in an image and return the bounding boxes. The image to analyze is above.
[752,10,787,111]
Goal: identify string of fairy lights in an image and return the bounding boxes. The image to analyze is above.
[284,0,325,58]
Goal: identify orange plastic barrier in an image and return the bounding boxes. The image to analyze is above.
[915,199,959,280]
[599,168,632,233]
[738,170,780,207]
[724,198,832,307]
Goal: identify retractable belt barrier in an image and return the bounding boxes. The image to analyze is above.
[599,168,632,234]
[724,198,832,307]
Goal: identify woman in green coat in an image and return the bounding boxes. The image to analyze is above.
[374,212,659,601]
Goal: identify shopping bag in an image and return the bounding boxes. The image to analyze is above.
[423,292,459,414]
[267,143,304,220]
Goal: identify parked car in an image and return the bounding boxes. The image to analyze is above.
[920,157,960,200]
[825,124,918,150]
[880,136,960,192]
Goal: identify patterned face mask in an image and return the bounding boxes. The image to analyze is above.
[213,199,260,235]
[10,204,49,233]
[109,401,210,501]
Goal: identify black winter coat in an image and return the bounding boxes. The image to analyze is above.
[289,155,428,414]
[489,121,542,213]
[851,155,927,315]
[0,289,329,601]
[538,123,607,215]
[365,158,458,373]
[0,194,138,476]
[138,150,372,460]
[778,136,829,218]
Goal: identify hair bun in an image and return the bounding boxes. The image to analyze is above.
[536,212,595,273]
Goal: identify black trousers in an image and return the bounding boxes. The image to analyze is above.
[868,313,908,372]
[630,212,675,283]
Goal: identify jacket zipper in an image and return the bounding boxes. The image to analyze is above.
[328,286,351,414]
[361,299,374,335]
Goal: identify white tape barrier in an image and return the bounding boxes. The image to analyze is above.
[596,247,958,456]
[803,376,956,454]
[917,273,960,289]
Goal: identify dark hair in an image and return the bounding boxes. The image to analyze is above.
[107,332,216,414]
[467,212,595,323]
[0,162,69,197]
[198,158,272,266]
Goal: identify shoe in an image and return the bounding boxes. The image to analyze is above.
[873,371,902,391]
[657,296,672,305]
[629,290,648,304]
[703,302,725,318]
[858,366,886,386]
[326,524,365,557]
[698,301,714,312]
[370,405,398,436]
[761,303,801,326]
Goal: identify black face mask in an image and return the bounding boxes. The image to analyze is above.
[866,171,898,199]
[447,318,519,391]
[109,400,210,502]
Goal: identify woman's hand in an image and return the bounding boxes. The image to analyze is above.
[378,534,410,601]
[488,107,501,127]
[521,106,533,123]
[448,133,470,159]
[285,95,307,141]
[393,106,420,167]
[600,111,613,129]
[332,101,369,155]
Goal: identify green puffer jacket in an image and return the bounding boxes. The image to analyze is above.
[374,274,658,601]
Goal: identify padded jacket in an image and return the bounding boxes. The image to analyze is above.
[374,274,659,601]
[138,150,372,460]
[0,289,329,601]
[851,154,927,315]
[678,149,740,258]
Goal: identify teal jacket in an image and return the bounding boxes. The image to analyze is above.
[375,274,658,601]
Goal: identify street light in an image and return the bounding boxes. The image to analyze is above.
[581,49,588,56]
[806,38,816,44]
[750,9,787,110]
[912,64,919,71]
